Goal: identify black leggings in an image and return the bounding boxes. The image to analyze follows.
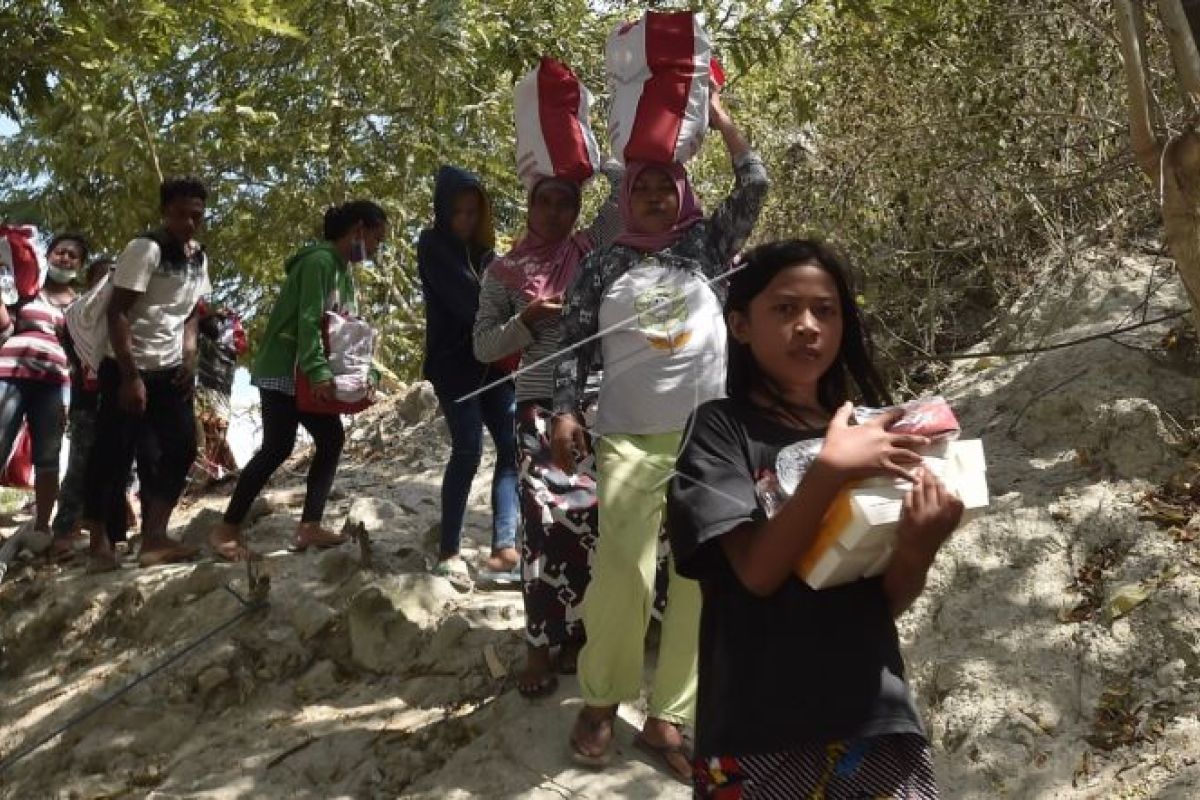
[223,388,345,525]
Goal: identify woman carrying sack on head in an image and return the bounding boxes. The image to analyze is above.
[473,157,623,696]
[210,200,388,561]
[552,86,769,780]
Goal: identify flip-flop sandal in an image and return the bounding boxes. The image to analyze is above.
[475,566,522,586]
[633,733,694,784]
[516,671,559,699]
[431,560,474,592]
[569,709,615,769]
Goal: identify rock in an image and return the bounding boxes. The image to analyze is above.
[295,659,340,701]
[289,596,337,640]
[397,382,439,426]
[347,575,461,672]
[343,496,406,535]
[246,496,276,525]
[180,508,226,549]
[197,665,232,693]
[426,613,472,662]
[318,547,359,584]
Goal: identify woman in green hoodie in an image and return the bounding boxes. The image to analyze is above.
[210,200,388,560]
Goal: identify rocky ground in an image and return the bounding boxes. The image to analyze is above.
[2,240,1200,798]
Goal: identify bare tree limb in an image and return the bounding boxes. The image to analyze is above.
[1159,0,1200,101]
[1116,0,1164,180]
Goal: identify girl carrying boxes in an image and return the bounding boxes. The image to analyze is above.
[667,240,961,797]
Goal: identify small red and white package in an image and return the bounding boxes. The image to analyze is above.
[854,396,961,441]
[514,57,601,191]
[605,11,722,166]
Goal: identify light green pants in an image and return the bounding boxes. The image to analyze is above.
[577,431,701,725]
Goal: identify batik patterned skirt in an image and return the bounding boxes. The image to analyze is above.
[517,401,671,647]
[694,734,938,800]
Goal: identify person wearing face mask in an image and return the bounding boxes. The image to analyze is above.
[0,232,88,540]
[418,166,520,588]
[209,200,388,561]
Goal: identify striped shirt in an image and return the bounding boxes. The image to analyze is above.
[472,164,622,403]
[0,293,71,385]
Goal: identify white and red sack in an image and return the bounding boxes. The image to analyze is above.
[0,224,47,304]
[605,11,723,166]
[514,57,601,191]
[295,310,375,416]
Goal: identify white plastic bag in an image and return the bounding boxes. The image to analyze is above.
[324,311,374,403]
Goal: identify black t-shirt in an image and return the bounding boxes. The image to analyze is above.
[667,397,925,759]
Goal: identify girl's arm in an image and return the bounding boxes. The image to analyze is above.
[582,159,624,250]
[883,470,963,616]
[294,256,334,384]
[719,404,928,597]
[704,92,770,272]
[472,270,532,363]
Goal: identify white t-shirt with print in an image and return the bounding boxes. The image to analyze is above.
[107,237,211,371]
[595,259,727,435]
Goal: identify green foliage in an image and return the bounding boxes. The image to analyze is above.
[0,0,1166,387]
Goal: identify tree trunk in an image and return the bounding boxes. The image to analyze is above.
[1161,133,1200,329]
[1159,0,1200,101]
[1116,0,1164,179]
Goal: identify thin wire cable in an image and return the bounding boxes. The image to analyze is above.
[0,590,267,775]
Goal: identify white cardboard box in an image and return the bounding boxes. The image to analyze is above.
[798,439,989,590]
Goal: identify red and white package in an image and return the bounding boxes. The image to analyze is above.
[855,396,961,441]
[514,57,601,191]
[605,11,722,166]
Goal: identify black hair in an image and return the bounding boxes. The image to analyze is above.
[159,176,209,210]
[725,239,891,420]
[47,232,89,263]
[86,256,115,284]
[323,199,388,241]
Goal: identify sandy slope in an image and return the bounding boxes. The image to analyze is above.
[2,241,1200,799]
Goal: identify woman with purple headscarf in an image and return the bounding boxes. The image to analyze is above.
[550,88,769,782]
[473,161,621,697]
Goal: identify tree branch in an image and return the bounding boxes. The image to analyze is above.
[1116,0,1164,180]
[1159,0,1200,102]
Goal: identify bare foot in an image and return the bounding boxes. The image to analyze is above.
[293,522,347,551]
[569,704,616,767]
[209,522,259,562]
[517,645,557,698]
[484,546,519,573]
[137,538,200,567]
[635,717,693,783]
[87,529,120,572]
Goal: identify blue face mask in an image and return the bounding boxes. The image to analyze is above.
[47,266,77,285]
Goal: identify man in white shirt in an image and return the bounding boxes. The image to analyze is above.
[83,177,212,569]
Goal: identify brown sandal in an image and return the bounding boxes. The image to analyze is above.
[569,706,616,768]
[634,732,694,784]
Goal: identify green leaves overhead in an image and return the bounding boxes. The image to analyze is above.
[0,1,1155,383]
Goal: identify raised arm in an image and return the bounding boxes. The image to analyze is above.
[704,90,770,270]
[582,159,624,251]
